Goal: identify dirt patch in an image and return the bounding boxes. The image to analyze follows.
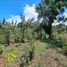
[44,49,67,67]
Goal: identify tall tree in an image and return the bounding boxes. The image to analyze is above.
[17,16,26,43]
[36,0,67,39]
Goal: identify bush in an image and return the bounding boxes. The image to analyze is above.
[0,45,4,54]
[28,42,35,61]
[20,55,29,67]
[63,42,67,56]
[20,41,35,67]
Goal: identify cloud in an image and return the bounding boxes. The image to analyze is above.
[52,20,63,26]
[52,11,67,26]
[23,4,38,21]
[63,12,67,18]
[6,4,38,23]
[6,4,67,25]
[6,15,21,24]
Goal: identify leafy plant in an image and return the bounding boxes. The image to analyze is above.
[28,42,35,61]
[20,55,29,67]
[20,41,35,67]
[0,45,4,54]
[3,48,17,67]
[63,42,67,56]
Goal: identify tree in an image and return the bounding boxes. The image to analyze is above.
[5,29,10,45]
[36,0,67,39]
[17,16,26,43]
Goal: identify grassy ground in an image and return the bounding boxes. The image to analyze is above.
[0,41,67,67]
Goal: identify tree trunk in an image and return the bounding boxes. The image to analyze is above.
[48,22,52,39]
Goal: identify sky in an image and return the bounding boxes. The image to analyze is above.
[0,0,67,24]
[0,0,40,22]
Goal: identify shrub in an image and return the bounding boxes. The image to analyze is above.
[20,55,29,67]
[20,41,35,67]
[0,45,4,54]
[28,42,35,61]
[63,42,67,56]
[4,48,17,67]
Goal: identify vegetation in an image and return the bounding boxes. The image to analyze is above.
[0,45,4,54]
[0,0,67,67]
[20,41,35,67]
[36,0,67,39]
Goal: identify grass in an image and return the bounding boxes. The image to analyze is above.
[0,41,49,67]
[0,40,67,67]
[35,41,49,54]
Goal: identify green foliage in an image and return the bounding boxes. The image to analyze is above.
[28,41,35,61]
[0,45,4,54]
[63,42,67,56]
[0,1,67,67]
[36,0,67,38]
[4,48,17,62]
[20,55,29,67]
[20,41,35,67]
